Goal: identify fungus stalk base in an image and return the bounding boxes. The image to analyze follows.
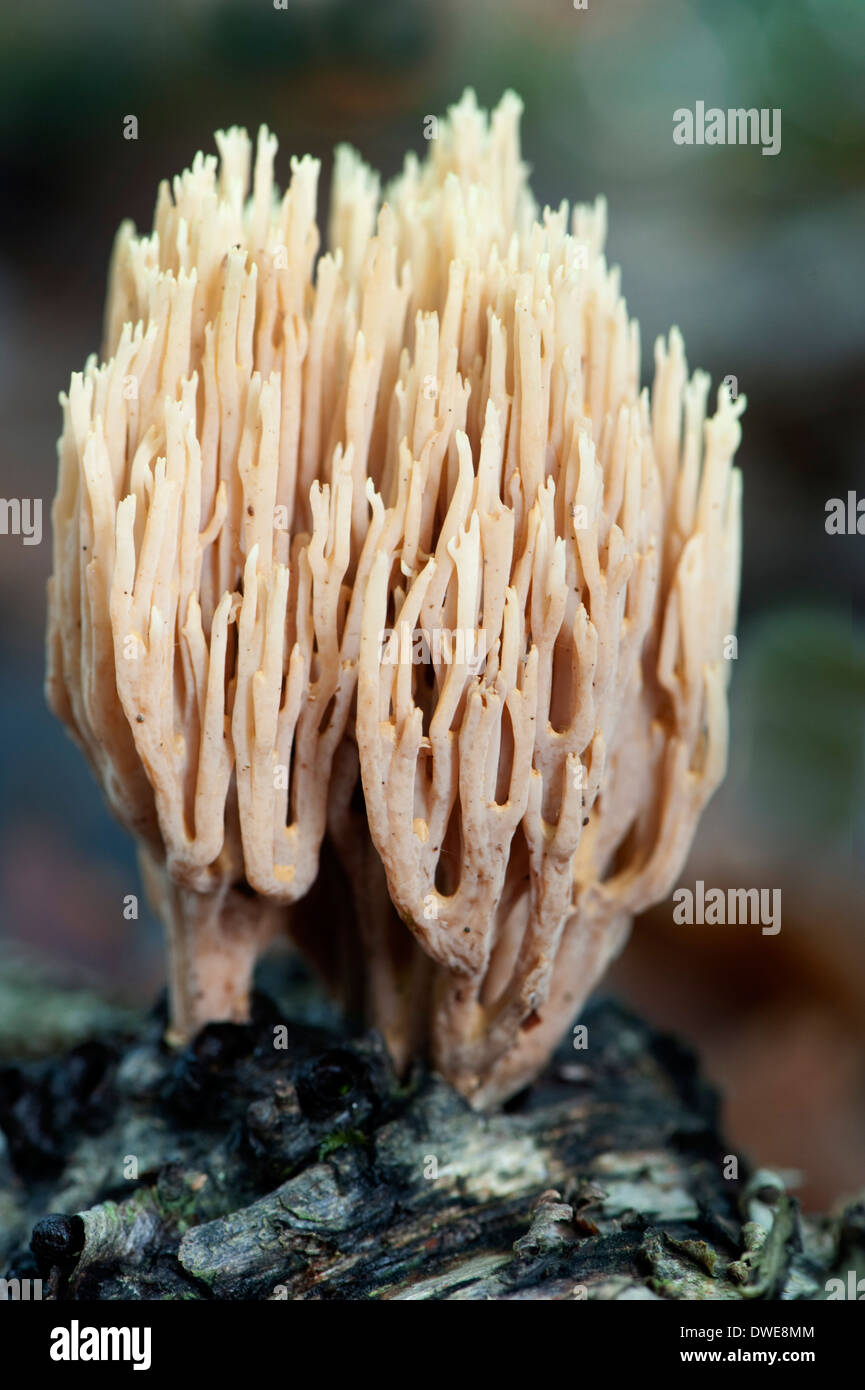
[288,823,435,1077]
[140,850,281,1044]
[437,907,634,1108]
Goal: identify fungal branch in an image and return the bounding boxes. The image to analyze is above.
[47,90,743,1106]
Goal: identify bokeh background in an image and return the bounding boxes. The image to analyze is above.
[1,0,863,1210]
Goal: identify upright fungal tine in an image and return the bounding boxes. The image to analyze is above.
[47,91,743,1106]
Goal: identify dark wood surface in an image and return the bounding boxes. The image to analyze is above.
[0,968,858,1301]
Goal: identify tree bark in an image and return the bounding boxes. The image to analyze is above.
[0,960,859,1301]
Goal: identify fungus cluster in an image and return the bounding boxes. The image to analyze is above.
[47,92,743,1106]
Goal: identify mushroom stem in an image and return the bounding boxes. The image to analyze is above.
[351,856,434,1078]
[139,849,281,1044]
[289,816,435,1074]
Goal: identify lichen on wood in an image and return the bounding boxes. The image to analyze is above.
[0,983,859,1301]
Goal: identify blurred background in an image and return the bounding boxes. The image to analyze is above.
[0,0,863,1211]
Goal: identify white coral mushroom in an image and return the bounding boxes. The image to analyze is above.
[47,91,742,1104]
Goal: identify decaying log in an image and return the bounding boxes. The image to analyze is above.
[0,964,859,1301]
